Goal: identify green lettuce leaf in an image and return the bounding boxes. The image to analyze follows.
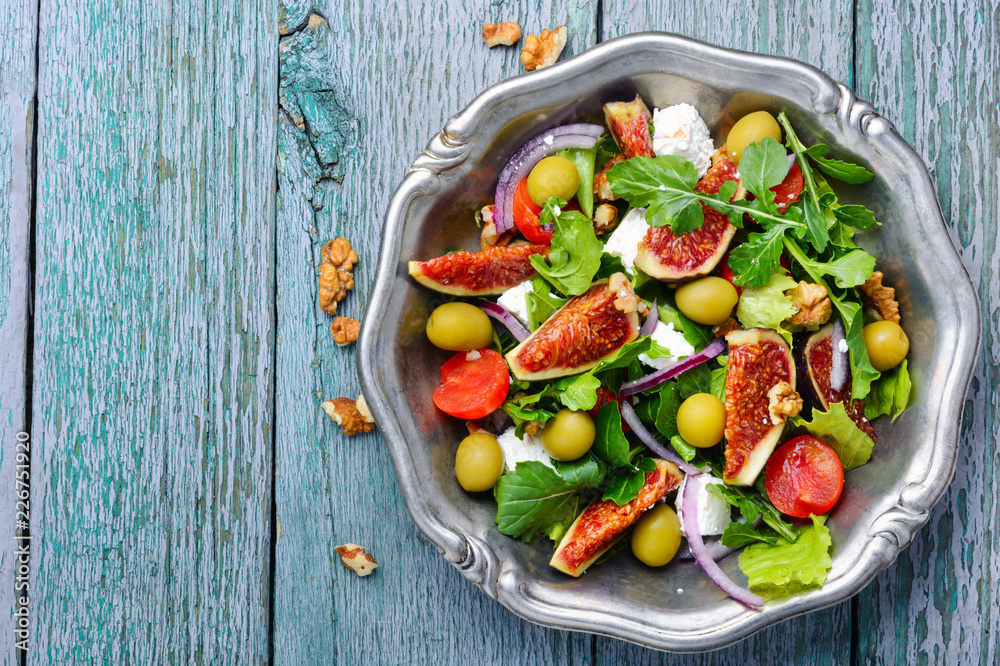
[865,359,913,422]
[795,402,875,471]
[529,199,603,296]
[735,271,798,346]
[738,515,832,599]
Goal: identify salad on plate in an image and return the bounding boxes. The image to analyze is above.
[407,94,912,608]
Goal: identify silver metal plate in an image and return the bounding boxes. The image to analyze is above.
[357,32,981,652]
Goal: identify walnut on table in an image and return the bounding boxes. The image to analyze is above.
[520,26,567,71]
[335,543,378,577]
[482,22,521,47]
[859,270,901,323]
[785,281,832,331]
[330,316,360,346]
[322,396,375,436]
[318,238,358,315]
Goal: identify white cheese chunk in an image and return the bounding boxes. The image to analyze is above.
[639,320,696,369]
[496,427,554,472]
[603,207,647,272]
[675,475,732,537]
[652,104,716,177]
[496,280,535,326]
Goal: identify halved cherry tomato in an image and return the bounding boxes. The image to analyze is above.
[432,349,510,420]
[765,435,845,518]
[771,163,803,211]
[512,178,551,244]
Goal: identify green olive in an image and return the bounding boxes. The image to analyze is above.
[726,111,782,165]
[631,504,682,567]
[425,302,494,351]
[455,433,505,492]
[863,320,909,371]
[676,393,727,448]
[526,156,579,206]
[539,409,596,461]
[674,276,739,325]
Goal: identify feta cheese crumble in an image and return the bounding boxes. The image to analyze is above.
[651,104,716,177]
[638,320,696,369]
[603,207,647,272]
[496,427,554,471]
[675,475,732,537]
[497,280,535,325]
[838,338,849,353]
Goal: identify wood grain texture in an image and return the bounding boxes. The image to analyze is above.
[273,2,597,663]
[598,2,855,663]
[855,2,1000,664]
[0,1,37,663]
[28,1,277,662]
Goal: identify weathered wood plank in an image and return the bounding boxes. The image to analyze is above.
[273,2,597,663]
[28,1,277,662]
[854,2,1000,663]
[0,1,37,663]
[597,3,855,663]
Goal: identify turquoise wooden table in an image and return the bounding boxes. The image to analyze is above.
[0,0,996,663]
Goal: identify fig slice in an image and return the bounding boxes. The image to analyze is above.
[505,274,640,382]
[633,148,741,282]
[603,96,655,159]
[408,244,549,296]
[799,324,878,441]
[723,328,796,486]
[550,459,683,577]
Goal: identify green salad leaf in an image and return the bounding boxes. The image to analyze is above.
[735,271,798,346]
[554,373,602,411]
[794,401,876,471]
[557,147,597,218]
[802,143,875,184]
[669,435,697,463]
[676,362,713,400]
[721,521,780,548]
[525,277,568,330]
[529,199,603,296]
[739,515,832,599]
[592,401,631,468]
[710,355,728,402]
[865,359,912,422]
[654,383,681,440]
[727,224,797,287]
[706,483,802,543]
[603,457,657,506]
[737,136,791,214]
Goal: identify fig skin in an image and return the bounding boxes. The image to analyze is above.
[505,276,640,382]
[408,244,549,296]
[723,328,796,486]
[603,96,655,159]
[550,459,683,577]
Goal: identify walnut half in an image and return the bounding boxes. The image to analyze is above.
[318,238,358,315]
[520,26,567,71]
[768,381,803,425]
[322,397,375,436]
[330,316,360,346]
[859,270,900,323]
[335,543,378,577]
[482,22,521,47]
[785,281,832,331]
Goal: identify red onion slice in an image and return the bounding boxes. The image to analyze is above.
[682,475,765,609]
[639,298,659,337]
[830,318,848,393]
[478,300,529,342]
[494,124,606,233]
[620,337,726,396]
[620,403,701,476]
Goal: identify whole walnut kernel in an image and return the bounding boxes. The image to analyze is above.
[482,22,521,47]
[331,316,360,346]
[520,26,567,71]
[318,238,359,315]
[767,381,803,425]
[786,281,832,331]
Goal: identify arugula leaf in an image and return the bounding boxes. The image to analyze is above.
[592,531,633,566]
[738,137,791,214]
[593,401,631,468]
[800,192,830,253]
[802,144,875,184]
[735,271,798,346]
[603,457,657,506]
[592,337,653,373]
[557,147,597,218]
[669,435,697,463]
[738,515,832,600]
[833,204,879,230]
[525,277,568,330]
[794,402,875,471]
[728,224,794,287]
[654,383,681,440]
[865,359,912,422]
[721,521,780,548]
[710,355,728,401]
[706,484,802,542]
[553,454,607,488]
[676,362,712,399]
[529,199,604,296]
[594,133,620,176]
[555,373,602,411]
[657,301,714,349]
[594,253,628,281]
[813,249,877,289]
[495,462,591,542]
